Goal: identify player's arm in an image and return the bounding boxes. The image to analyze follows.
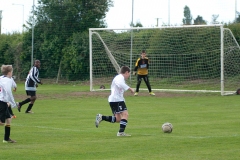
[128,87,134,93]
[134,58,140,71]
[133,58,140,75]
[11,78,17,92]
[146,57,149,69]
[121,83,134,94]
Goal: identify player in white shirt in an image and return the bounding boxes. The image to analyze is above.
[0,75,17,118]
[0,65,17,143]
[95,66,134,136]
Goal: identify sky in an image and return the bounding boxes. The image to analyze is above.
[0,0,34,33]
[0,0,239,33]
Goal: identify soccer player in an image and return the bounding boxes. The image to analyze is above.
[0,75,17,118]
[17,60,42,113]
[0,65,17,143]
[95,66,134,136]
[8,77,17,118]
[133,50,155,96]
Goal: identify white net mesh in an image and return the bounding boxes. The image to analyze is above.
[223,28,240,94]
[90,25,240,95]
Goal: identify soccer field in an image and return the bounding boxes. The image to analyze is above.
[1,83,240,160]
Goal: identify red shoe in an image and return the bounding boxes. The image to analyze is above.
[12,115,17,118]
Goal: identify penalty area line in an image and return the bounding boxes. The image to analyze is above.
[12,123,83,132]
[166,134,240,139]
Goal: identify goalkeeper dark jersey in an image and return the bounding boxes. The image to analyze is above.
[134,57,149,75]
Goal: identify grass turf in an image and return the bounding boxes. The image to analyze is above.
[1,83,240,160]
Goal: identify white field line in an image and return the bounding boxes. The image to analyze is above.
[12,123,87,132]
[12,123,240,139]
[167,135,240,139]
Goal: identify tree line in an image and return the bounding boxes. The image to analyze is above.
[0,1,240,82]
[182,5,240,25]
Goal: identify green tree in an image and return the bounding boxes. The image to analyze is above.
[224,23,240,44]
[132,21,143,27]
[194,15,207,25]
[236,15,240,23]
[22,0,113,81]
[0,33,23,80]
[211,14,219,24]
[182,5,192,25]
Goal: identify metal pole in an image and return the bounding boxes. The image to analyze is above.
[0,10,2,34]
[23,5,24,32]
[168,0,170,26]
[89,29,93,91]
[235,0,237,22]
[131,0,134,27]
[220,25,224,95]
[130,0,134,83]
[156,18,162,27]
[31,0,35,67]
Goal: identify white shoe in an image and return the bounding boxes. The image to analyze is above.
[25,111,34,114]
[149,92,155,96]
[3,138,17,143]
[117,132,131,136]
[95,114,102,128]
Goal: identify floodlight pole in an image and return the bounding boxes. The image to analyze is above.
[168,0,170,26]
[31,0,35,67]
[0,10,2,34]
[130,0,134,83]
[235,0,237,22]
[156,18,162,27]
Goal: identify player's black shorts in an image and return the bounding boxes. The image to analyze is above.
[109,101,127,114]
[26,90,36,96]
[137,75,149,81]
[0,101,11,123]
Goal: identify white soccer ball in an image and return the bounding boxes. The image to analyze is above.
[162,122,173,133]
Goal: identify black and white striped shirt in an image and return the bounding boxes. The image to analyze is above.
[25,66,41,91]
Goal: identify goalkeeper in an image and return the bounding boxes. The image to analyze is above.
[133,50,155,96]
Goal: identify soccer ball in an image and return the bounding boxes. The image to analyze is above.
[162,122,173,133]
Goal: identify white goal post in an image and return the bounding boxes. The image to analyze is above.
[89,25,240,95]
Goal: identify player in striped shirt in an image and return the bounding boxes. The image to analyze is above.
[17,60,43,113]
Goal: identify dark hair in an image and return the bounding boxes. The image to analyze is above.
[120,66,130,74]
[34,60,40,64]
[100,85,105,89]
[141,50,146,53]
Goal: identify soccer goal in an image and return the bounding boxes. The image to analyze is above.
[89,25,240,95]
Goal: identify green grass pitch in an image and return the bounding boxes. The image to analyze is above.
[1,83,240,160]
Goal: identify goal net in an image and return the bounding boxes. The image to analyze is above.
[89,25,240,95]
